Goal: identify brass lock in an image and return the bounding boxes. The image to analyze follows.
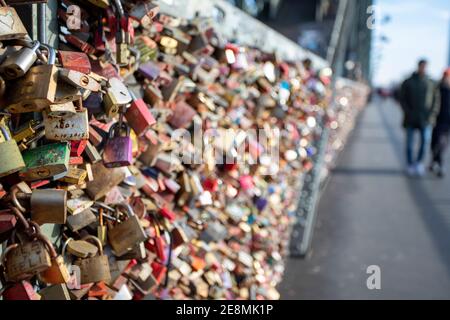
[34,223,70,285]
[43,108,89,141]
[58,68,101,92]
[107,203,147,257]
[103,77,132,118]
[6,44,58,113]
[0,125,26,178]
[73,235,111,284]
[0,0,28,40]
[2,222,52,282]
[10,185,67,225]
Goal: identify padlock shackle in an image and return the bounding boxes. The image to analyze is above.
[108,121,130,139]
[82,235,103,256]
[61,237,73,258]
[28,221,58,259]
[0,244,19,268]
[0,125,10,141]
[8,186,27,213]
[9,206,30,231]
[114,202,135,218]
[39,44,56,65]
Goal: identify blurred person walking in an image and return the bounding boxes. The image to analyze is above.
[429,68,450,178]
[400,59,440,177]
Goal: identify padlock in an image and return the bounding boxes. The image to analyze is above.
[3,227,52,282]
[60,166,87,185]
[12,120,42,143]
[116,23,130,66]
[138,60,160,81]
[66,240,99,259]
[59,68,100,92]
[0,209,17,243]
[85,162,126,200]
[6,44,58,113]
[54,80,83,105]
[0,0,28,40]
[2,280,41,300]
[103,77,132,118]
[64,34,96,55]
[10,186,67,225]
[73,235,111,284]
[37,229,70,285]
[32,189,67,225]
[66,208,97,232]
[19,142,70,181]
[58,50,92,74]
[87,0,110,9]
[108,203,147,257]
[0,40,40,80]
[46,101,77,117]
[103,121,133,168]
[0,125,26,178]
[43,108,89,141]
[124,90,156,136]
[38,284,71,300]
[129,0,159,27]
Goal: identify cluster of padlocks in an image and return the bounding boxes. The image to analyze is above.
[0,0,353,300]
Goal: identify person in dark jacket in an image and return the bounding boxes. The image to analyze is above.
[400,59,440,177]
[429,68,450,177]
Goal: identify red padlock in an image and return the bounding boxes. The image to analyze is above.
[159,207,175,222]
[58,51,92,74]
[2,281,40,300]
[70,140,88,157]
[124,92,156,136]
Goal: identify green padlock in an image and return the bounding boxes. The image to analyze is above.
[0,125,26,178]
[19,142,70,181]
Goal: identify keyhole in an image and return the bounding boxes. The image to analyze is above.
[80,76,90,86]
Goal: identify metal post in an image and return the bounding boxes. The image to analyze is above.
[37,3,46,44]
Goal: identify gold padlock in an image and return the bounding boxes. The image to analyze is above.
[73,235,111,284]
[6,44,58,113]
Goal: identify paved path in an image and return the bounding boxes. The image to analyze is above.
[280,98,450,299]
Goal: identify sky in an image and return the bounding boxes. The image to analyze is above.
[373,0,450,87]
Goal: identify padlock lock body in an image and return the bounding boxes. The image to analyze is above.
[108,215,147,257]
[74,254,111,284]
[54,80,82,104]
[40,255,71,284]
[58,51,92,74]
[0,139,26,177]
[103,78,132,118]
[124,99,156,136]
[85,162,126,200]
[0,6,28,40]
[0,45,38,79]
[103,136,133,168]
[47,101,77,117]
[66,209,97,232]
[20,142,70,181]
[5,241,52,282]
[7,65,58,113]
[43,109,89,141]
[116,42,130,65]
[2,281,40,300]
[30,189,67,225]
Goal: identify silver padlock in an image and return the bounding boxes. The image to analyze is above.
[103,77,132,118]
[0,40,40,80]
[58,68,101,92]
